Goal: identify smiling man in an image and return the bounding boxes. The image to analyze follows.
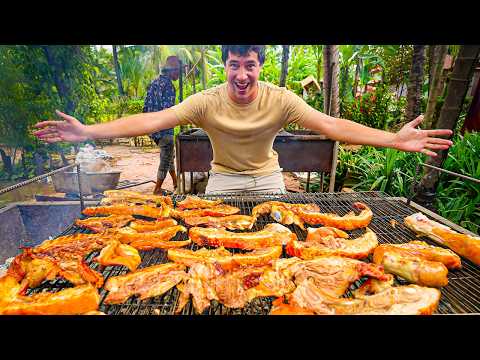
[34,45,453,194]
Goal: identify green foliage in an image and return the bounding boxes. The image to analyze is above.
[341,84,406,130]
[435,132,480,233]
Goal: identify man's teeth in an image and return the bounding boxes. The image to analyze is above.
[236,83,248,90]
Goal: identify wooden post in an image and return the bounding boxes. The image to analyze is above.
[179,59,184,102]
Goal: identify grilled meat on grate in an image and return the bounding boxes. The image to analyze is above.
[75,215,134,233]
[183,215,255,230]
[176,195,223,210]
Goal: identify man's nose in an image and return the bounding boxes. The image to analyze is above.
[236,67,248,81]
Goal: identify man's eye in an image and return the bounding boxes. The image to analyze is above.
[247,64,255,70]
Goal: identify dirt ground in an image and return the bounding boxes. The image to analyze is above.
[102,144,303,194]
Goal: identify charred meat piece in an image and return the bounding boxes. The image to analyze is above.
[102,190,173,207]
[114,225,189,250]
[94,240,141,272]
[251,201,320,230]
[83,204,170,219]
[171,204,240,219]
[297,202,373,230]
[167,246,282,270]
[183,215,255,230]
[176,196,223,210]
[104,263,187,304]
[373,246,449,287]
[279,279,440,315]
[129,219,178,233]
[405,213,480,266]
[0,284,100,315]
[189,223,296,250]
[286,227,378,260]
[75,215,134,233]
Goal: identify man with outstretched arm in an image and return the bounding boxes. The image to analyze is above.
[34,45,453,194]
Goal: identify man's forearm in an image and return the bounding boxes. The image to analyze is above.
[85,109,178,140]
[307,112,398,149]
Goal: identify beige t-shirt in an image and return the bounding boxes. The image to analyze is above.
[172,81,314,175]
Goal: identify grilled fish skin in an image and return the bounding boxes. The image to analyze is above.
[75,215,134,233]
[114,225,189,250]
[83,204,170,219]
[129,218,178,232]
[251,201,320,230]
[189,223,296,250]
[176,196,223,210]
[171,205,240,219]
[297,202,373,230]
[94,240,141,272]
[102,190,173,207]
[183,215,255,230]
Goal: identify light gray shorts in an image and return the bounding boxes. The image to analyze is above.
[205,169,286,194]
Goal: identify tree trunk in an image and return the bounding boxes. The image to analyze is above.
[112,45,125,96]
[58,148,69,166]
[417,45,480,198]
[33,152,45,177]
[200,47,207,90]
[315,46,322,86]
[191,62,196,94]
[279,45,290,87]
[41,46,76,116]
[179,59,184,102]
[405,45,426,121]
[462,69,480,133]
[323,45,340,117]
[0,148,13,175]
[424,45,448,129]
[353,59,361,97]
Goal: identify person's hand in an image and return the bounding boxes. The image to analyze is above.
[33,110,90,143]
[393,115,453,157]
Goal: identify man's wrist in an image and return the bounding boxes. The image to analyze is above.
[83,125,95,141]
[386,132,399,150]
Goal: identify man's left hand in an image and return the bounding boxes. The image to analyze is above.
[393,115,453,157]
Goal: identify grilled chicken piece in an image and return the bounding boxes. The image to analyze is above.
[279,279,440,315]
[286,228,378,259]
[251,201,320,230]
[102,190,173,207]
[352,274,395,298]
[405,213,480,266]
[34,233,113,256]
[175,263,272,314]
[373,246,449,287]
[7,250,61,292]
[104,263,187,304]
[114,225,189,250]
[167,246,282,270]
[129,219,178,232]
[281,256,389,298]
[376,241,461,269]
[94,240,141,272]
[83,204,170,219]
[297,202,373,230]
[75,215,134,233]
[0,284,100,315]
[183,215,255,230]
[189,223,297,250]
[171,204,240,219]
[0,275,26,305]
[176,196,223,210]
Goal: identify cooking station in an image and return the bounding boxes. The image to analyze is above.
[20,191,480,315]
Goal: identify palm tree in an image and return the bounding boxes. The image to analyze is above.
[279,45,290,87]
[416,45,480,203]
[405,45,426,122]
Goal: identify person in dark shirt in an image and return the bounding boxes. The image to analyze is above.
[143,56,180,194]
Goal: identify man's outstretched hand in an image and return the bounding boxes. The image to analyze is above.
[33,110,89,143]
[393,115,453,157]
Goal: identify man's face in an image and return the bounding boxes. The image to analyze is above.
[225,50,262,104]
[168,68,180,81]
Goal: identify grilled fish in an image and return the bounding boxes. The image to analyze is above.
[114,225,189,250]
[251,201,320,230]
[129,218,178,232]
[171,205,240,219]
[83,204,170,219]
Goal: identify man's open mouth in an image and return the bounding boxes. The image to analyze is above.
[235,82,249,92]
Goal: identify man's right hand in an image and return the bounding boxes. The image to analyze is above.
[33,110,90,143]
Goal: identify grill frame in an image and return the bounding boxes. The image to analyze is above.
[26,191,480,315]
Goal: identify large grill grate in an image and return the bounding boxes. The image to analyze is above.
[26,191,480,315]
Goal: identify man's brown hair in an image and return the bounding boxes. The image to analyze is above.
[221,45,266,65]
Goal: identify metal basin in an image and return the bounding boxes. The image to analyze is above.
[52,171,121,195]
